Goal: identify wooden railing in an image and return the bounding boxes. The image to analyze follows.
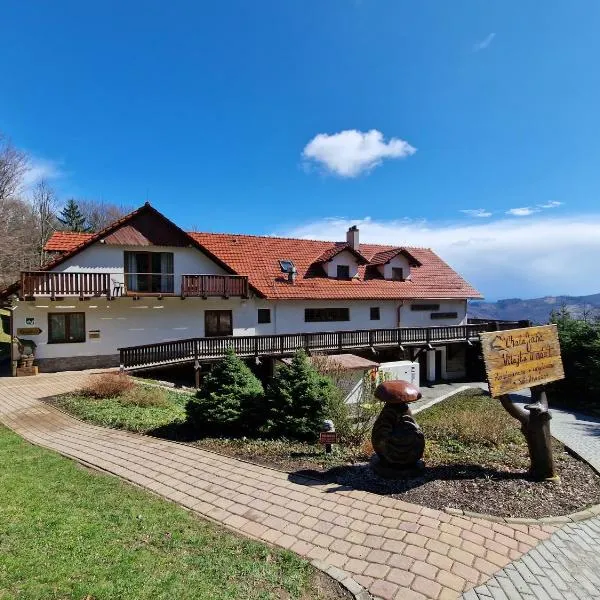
[20,271,112,298]
[119,323,492,370]
[181,274,249,298]
[20,271,249,299]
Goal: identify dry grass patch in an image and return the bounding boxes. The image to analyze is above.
[81,372,134,398]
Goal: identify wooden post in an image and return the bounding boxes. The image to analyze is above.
[500,386,557,481]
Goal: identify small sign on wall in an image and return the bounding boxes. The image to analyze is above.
[25,317,35,326]
[89,330,101,339]
[17,327,42,336]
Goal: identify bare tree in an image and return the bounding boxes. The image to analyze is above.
[0,134,28,203]
[31,180,58,265]
[78,199,132,232]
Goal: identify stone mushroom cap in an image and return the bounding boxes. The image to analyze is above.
[375,380,422,404]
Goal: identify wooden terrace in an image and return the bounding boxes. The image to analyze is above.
[119,323,495,371]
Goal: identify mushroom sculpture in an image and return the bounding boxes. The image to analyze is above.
[371,380,425,478]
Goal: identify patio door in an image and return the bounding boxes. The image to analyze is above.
[205,310,233,337]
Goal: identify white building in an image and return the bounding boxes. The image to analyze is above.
[1,203,486,383]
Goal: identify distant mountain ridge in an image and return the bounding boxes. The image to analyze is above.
[470,293,600,324]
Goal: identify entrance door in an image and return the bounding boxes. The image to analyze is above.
[205,310,233,337]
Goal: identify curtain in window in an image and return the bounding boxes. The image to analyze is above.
[49,314,66,343]
[125,252,137,292]
[160,253,174,292]
[69,313,85,342]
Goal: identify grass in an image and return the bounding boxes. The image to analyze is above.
[418,388,528,468]
[49,385,188,433]
[0,425,339,600]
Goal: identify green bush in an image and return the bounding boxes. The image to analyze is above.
[186,348,264,436]
[265,350,335,441]
[549,309,600,407]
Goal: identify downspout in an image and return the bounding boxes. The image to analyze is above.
[396,300,404,328]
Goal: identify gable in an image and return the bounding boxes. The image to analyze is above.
[102,210,191,247]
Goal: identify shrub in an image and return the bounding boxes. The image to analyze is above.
[549,309,600,408]
[265,350,335,441]
[81,372,134,399]
[186,348,264,436]
[118,385,170,408]
[311,354,387,447]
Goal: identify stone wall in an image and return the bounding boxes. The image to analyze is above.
[35,354,120,373]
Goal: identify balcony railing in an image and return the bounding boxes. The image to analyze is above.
[20,271,113,299]
[19,271,250,299]
[119,323,493,371]
[181,274,249,298]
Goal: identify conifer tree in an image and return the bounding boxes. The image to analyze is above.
[58,198,88,232]
[186,348,264,436]
[265,350,332,440]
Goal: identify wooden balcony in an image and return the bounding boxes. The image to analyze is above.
[119,323,493,371]
[20,271,249,299]
[20,271,112,299]
[181,274,249,298]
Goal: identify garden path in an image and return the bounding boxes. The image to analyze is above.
[0,370,557,600]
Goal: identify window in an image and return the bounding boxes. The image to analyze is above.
[391,267,404,281]
[48,313,86,344]
[124,251,174,294]
[336,265,350,280]
[205,310,233,337]
[411,303,440,311]
[279,259,295,273]
[305,308,350,322]
[431,312,458,320]
[370,307,380,321]
[257,308,271,324]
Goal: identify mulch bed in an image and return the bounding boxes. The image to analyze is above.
[196,438,600,520]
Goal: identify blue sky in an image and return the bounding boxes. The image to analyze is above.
[2,1,600,300]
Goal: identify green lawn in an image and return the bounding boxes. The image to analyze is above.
[0,425,339,600]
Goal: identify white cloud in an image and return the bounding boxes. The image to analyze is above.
[506,207,538,217]
[538,201,563,209]
[461,209,492,218]
[473,33,496,52]
[21,156,63,191]
[302,129,416,177]
[280,214,600,300]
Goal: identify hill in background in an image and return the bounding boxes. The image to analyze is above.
[470,293,600,324]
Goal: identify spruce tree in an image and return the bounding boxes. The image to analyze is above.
[186,348,264,436]
[58,198,88,232]
[265,350,332,440]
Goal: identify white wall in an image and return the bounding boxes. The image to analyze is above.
[325,250,359,279]
[382,255,412,280]
[274,300,399,333]
[400,300,467,327]
[13,296,468,361]
[57,244,227,295]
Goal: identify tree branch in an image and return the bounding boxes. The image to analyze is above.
[499,394,529,425]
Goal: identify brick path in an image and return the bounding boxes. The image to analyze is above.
[0,372,556,600]
[465,517,600,599]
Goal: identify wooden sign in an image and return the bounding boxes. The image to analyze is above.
[480,324,565,398]
[16,327,42,336]
[319,431,338,445]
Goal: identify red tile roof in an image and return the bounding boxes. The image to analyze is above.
[314,242,370,265]
[370,247,422,267]
[44,232,94,252]
[42,213,482,301]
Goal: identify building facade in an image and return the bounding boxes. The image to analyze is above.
[2,203,484,382]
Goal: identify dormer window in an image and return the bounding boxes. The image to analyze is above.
[391,267,404,281]
[337,265,350,280]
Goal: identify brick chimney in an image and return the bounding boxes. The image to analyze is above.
[346,225,359,251]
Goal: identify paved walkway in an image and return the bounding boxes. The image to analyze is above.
[512,391,600,473]
[465,517,600,599]
[0,371,555,600]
